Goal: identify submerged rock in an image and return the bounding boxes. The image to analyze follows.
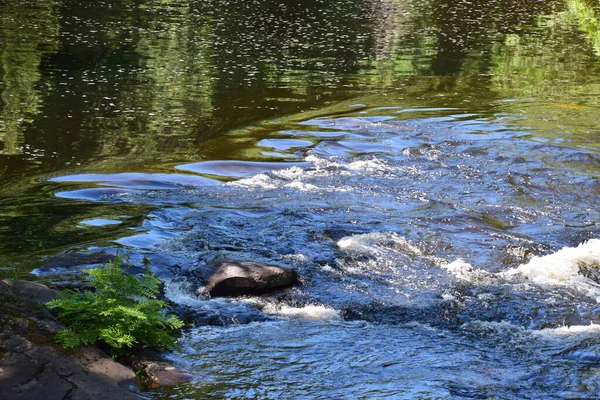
[173,302,271,326]
[0,279,139,399]
[202,259,298,297]
[38,252,113,272]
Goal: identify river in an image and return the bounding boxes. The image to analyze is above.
[2,0,600,398]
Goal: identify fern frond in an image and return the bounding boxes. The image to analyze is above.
[99,326,136,349]
[46,255,184,356]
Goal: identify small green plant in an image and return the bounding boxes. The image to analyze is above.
[46,256,184,356]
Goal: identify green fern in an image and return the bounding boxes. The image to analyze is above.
[46,256,184,356]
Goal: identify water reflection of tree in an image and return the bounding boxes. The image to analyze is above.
[1,0,384,174]
[190,0,380,135]
[565,0,600,56]
[1,0,600,180]
[427,0,559,76]
[0,1,59,157]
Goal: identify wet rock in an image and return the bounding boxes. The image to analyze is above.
[130,359,193,388]
[39,252,113,272]
[202,259,298,297]
[324,226,370,241]
[51,281,95,292]
[173,302,271,326]
[0,280,139,399]
[2,278,57,304]
[578,260,600,284]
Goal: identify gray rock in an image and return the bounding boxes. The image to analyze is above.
[39,252,113,272]
[2,278,57,304]
[0,280,140,399]
[203,259,298,297]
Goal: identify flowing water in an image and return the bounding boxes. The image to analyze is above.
[2,0,600,398]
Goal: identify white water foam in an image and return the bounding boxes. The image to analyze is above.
[271,166,306,180]
[502,239,600,296]
[535,324,600,337]
[228,173,280,190]
[260,303,342,320]
[305,154,347,173]
[163,278,207,306]
[337,232,422,257]
[284,181,319,191]
[346,158,394,176]
[442,259,489,282]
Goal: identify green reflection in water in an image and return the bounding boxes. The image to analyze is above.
[0,0,59,156]
[566,0,600,56]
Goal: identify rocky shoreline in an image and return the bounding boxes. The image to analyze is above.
[0,256,299,398]
[0,279,141,399]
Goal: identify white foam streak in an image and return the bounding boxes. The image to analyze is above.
[535,324,600,337]
[502,239,600,294]
[337,232,421,256]
[347,159,393,175]
[261,303,341,320]
[228,173,280,189]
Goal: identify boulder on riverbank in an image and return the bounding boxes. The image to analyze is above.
[0,279,140,400]
[202,260,298,297]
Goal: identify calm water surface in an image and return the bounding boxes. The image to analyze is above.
[2,0,600,398]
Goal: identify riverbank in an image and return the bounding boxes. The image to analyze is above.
[0,279,140,399]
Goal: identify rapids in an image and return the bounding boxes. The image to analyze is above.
[45,109,600,398]
[2,0,600,397]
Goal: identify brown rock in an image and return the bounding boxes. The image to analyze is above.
[203,259,298,297]
[131,359,193,389]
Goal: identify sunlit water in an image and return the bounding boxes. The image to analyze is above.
[2,0,600,398]
[36,110,600,399]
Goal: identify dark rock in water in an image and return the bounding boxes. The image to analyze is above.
[324,226,370,241]
[39,252,113,272]
[578,260,600,284]
[173,302,271,326]
[0,280,139,399]
[202,259,298,297]
[130,358,193,388]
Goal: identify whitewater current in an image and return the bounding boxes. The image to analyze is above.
[44,111,600,399]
